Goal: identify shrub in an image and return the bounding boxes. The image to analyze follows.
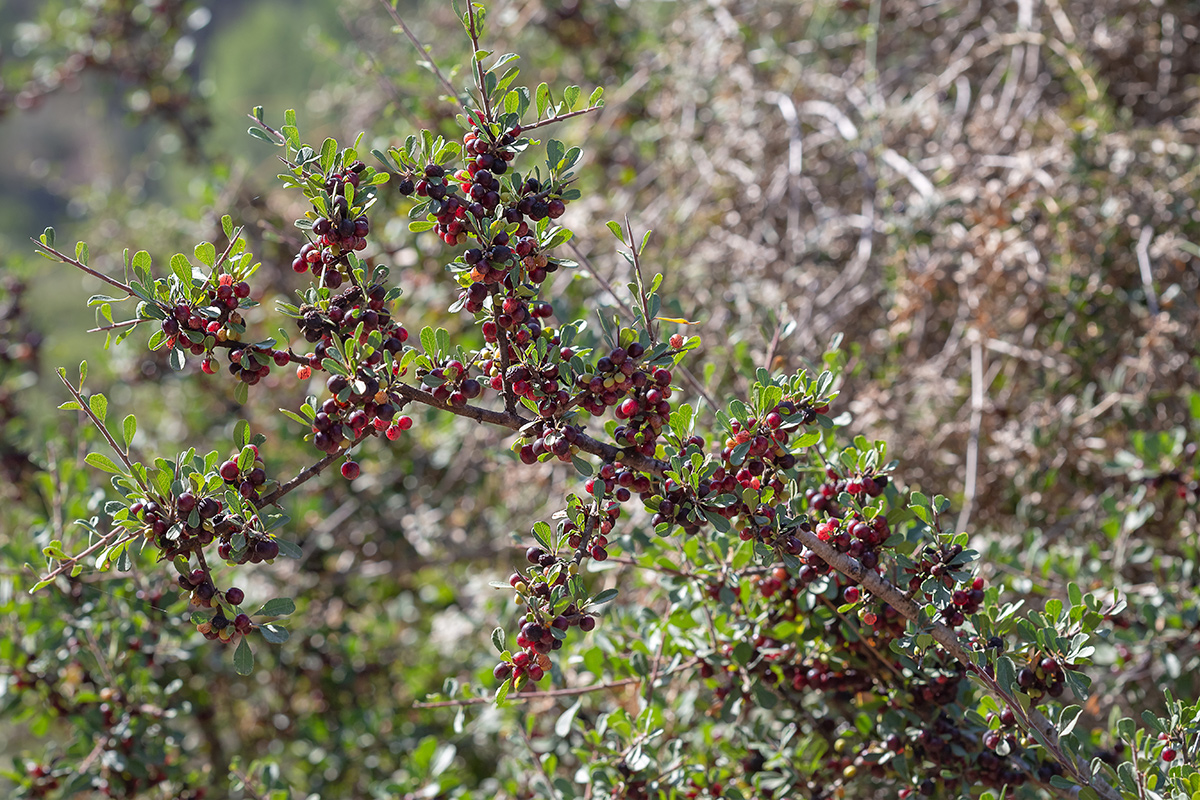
[3,2,1199,799]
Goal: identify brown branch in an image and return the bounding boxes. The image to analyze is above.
[87,319,142,334]
[413,658,700,708]
[522,105,603,132]
[31,532,140,587]
[254,431,373,509]
[386,380,668,476]
[374,0,463,107]
[57,370,151,496]
[33,239,139,299]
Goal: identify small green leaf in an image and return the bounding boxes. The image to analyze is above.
[495,676,512,706]
[194,242,216,268]
[221,215,234,239]
[256,597,296,617]
[531,521,553,550]
[259,623,290,644]
[555,697,582,737]
[85,452,124,474]
[492,627,506,654]
[233,637,253,675]
[420,326,437,356]
[29,577,57,593]
[591,588,618,605]
[88,393,108,423]
[588,86,604,106]
[793,431,821,448]
[171,253,192,284]
[274,539,303,560]
[122,415,137,449]
[606,221,626,244]
[320,137,338,173]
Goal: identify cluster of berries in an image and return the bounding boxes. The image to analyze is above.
[159,274,250,371]
[289,283,416,448]
[1015,654,1069,700]
[130,492,222,558]
[178,572,252,641]
[216,534,278,565]
[297,284,401,343]
[572,343,652,417]
[217,445,268,502]
[806,512,890,572]
[612,366,674,457]
[290,162,370,288]
[493,550,598,689]
[904,542,982,630]
[982,705,1021,752]
[502,360,571,419]
[562,504,621,562]
[225,344,298,385]
[420,359,483,408]
[518,421,583,464]
[586,462,653,505]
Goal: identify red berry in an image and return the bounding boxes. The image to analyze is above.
[219,460,240,481]
[843,586,861,604]
[341,461,361,480]
[1163,747,1177,762]
[225,587,245,606]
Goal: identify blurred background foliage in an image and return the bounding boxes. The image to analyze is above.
[1,0,1199,798]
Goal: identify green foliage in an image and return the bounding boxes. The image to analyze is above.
[3,2,1200,800]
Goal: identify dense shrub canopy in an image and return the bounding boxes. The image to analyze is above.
[1,2,1199,800]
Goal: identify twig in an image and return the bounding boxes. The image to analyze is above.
[624,215,657,344]
[30,532,139,586]
[385,379,668,476]
[1135,225,1159,315]
[230,767,269,800]
[57,370,151,496]
[566,241,718,411]
[642,617,669,705]
[87,319,142,334]
[374,0,463,107]
[254,431,372,509]
[414,677,643,708]
[956,335,985,533]
[32,239,139,299]
[522,105,603,132]
[464,2,494,125]
[518,714,562,800]
[762,314,784,371]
